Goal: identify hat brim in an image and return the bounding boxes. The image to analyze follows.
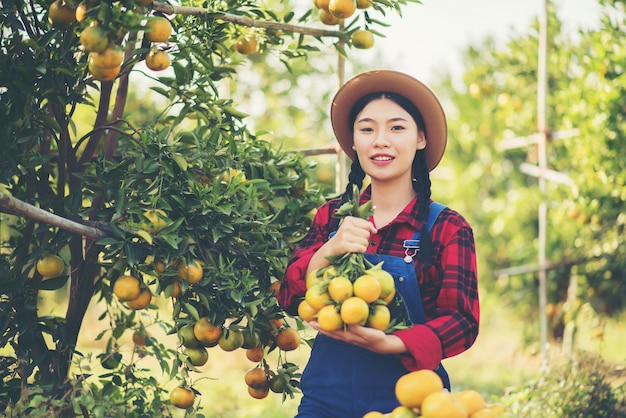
[330,70,447,171]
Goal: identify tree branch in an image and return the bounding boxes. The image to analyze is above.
[152,1,343,39]
[0,192,109,241]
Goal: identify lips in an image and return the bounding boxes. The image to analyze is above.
[371,155,394,161]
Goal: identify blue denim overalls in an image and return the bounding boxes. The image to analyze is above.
[296,203,450,418]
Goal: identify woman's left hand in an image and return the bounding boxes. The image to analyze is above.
[308,321,407,355]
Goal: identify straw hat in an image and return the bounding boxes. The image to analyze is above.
[330,70,447,171]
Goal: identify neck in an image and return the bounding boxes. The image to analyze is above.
[370,179,417,226]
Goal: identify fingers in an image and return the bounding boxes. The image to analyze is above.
[330,216,376,254]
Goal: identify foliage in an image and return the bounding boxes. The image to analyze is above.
[500,351,626,417]
[435,0,626,346]
[0,0,420,415]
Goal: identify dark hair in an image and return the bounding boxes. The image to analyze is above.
[337,92,435,263]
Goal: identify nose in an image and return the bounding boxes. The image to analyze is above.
[372,130,390,148]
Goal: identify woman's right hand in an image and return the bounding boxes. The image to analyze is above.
[327,216,377,256]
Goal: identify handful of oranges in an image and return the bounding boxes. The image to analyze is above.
[297,185,411,333]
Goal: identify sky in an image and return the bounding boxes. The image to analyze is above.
[356,0,604,86]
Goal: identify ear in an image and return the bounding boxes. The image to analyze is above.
[416,131,427,150]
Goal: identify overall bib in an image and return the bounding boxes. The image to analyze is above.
[296,230,450,418]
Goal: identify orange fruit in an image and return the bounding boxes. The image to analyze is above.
[75,2,89,23]
[183,346,209,367]
[244,368,267,389]
[145,49,170,71]
[132,330,151,346]
[80,25,109,53]
[470,409,498,418]
[145,16,172,43]
[113,275,141,301]
[305,268,324,289]
[48,0,76,28]
[125,288,152,310]
[328,275,353,302]
[141,209,167,232]
[179,324,200,348]
[218,328,244,351]
[88,60,120,81]
[169,386,195,409]
[317,305,343,331]
[388,405,417,418]
[420,390,467,418]
[193,317,222,345]
[246,346,264,362]
[89,47,124,69]
[454,389,487,415]
[366,304,390,331]
[276,327,301,351]
[352,29,375,49]
[305,283,330,310]
[395,369,444,409]
[269,375,286,393]
[317,0,330,11]
[297,300,318,322]
[363,412,385,418]
[319,9,343,25]
[36,254,65,278]
[241,329,261,349]
[169,279,183,298]
[353,274,381,303]
[340,296,369,325]
[356,0,372,8]
[367,268,395,299]
[154,260,166,274]
[486,403,506,416]
[177,259,203,284]
[269,280,282,294]
[235,36,258,55]
[247,385,269,399]
[328,0,356,19]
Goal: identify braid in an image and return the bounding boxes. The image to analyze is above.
[341,157,366,204]
[412,149,434,263]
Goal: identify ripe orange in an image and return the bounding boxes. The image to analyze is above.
[395,369,444,408]
[297,300,318,322]
[169,279,183,298]
[353,274,382,303]
[305,283,330,310]
[88,60,120,81]
[420,390,467,418]
[36,254,65,278]
[388,405,417,418]
[125,288,152,310]
[113,275,141,301]
[90,47,124,69]
[317,305,343,331]
[276,327,301,351]
[363,412,385,418]
[328,0,356,19]
[305,268,324,289]
[317,0,330,11]
[177,259,203,284]
[244,367,267,389]
[247,385,269,399]
[366,304,390,331]
[367,269,395,299]
[470,408,498,418]
[183,346,209,367]
[340,296,369,325]
[319,9,343,25]
[193,317,222,345]
[218,328,244,351]
[80,25,109,53]
[145,16,172,43]
[75,2,89,23]
[454,389,487,415]
[169,386,195,409]
[154,260,166,274]
[352,29,375,49]
[486,403,506,416]
[235,36,258,55]
[246,346,264,362]
[328,275,353,302]
[132,330,151,346]
[356,0,372,8]
[48,0,76,28]
[145,49,170,71]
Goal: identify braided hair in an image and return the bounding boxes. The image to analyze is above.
[337,92,435,264]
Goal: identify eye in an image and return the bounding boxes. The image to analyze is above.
[391,124,406,131]
[358,126,374,133]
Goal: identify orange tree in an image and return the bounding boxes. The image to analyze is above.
[0,0,419,415]
[434,0,626,344]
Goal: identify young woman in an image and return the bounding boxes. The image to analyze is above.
[277,70,480,417]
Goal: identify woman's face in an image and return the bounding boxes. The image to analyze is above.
[352,97,426,184]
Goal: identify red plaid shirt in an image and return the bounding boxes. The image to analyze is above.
[278,185,480,371]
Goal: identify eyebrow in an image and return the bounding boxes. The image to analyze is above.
[355,116,409,124]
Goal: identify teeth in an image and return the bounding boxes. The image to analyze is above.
[372,156,393,161]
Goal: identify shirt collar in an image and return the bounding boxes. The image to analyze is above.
[359,185,424,230]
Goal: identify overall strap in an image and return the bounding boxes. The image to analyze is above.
[426,201,446,233]
[402,201,447,254]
